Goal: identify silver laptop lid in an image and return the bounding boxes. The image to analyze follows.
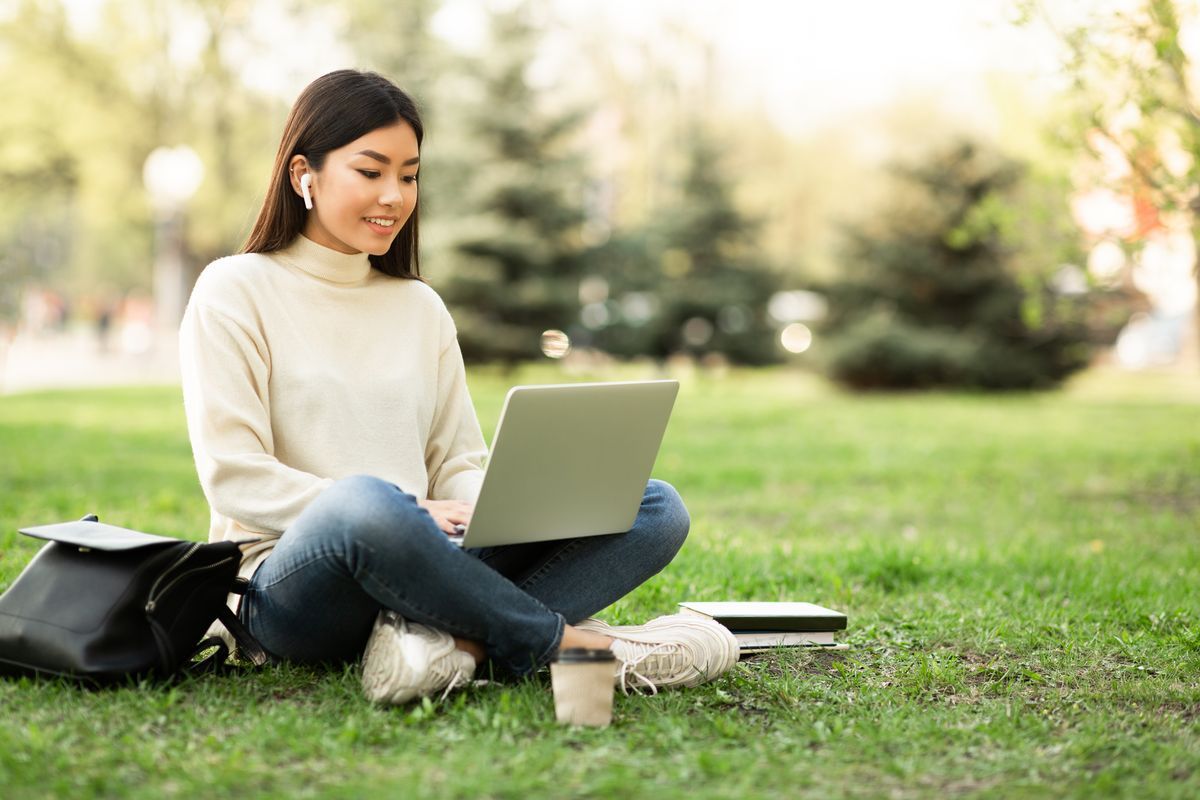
[461,380,679,548]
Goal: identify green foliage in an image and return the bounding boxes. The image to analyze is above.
[1021,0,1200,361]
[1029,0,1200,218]
[0,0,287,300]
[339,0,444,99]
[434,4,589,364]
[1,371,1199,797]
[820,141,1098,390]
[582,128,785,365]
[0,1,109,313]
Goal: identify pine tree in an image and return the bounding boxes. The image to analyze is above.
[585,125,783,365]
[434,4,587,365]
[820,141,1095,390]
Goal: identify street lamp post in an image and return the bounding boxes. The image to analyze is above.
[143,146,204,345]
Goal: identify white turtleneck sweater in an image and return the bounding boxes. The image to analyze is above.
[179,234,487,580]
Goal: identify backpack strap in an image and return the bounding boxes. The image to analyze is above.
[222,579,269,666]
[187,637,231,674]
[216,605,268,666]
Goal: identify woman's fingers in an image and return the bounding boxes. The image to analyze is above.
[418,498,475,533]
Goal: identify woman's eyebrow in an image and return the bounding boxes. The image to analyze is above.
[354,149,420,166]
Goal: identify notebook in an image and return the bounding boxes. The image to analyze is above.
[677,601,848,632]
[678,601,849,651]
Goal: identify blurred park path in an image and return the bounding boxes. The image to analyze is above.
[0,331,180,395]
[1,327,1197,399]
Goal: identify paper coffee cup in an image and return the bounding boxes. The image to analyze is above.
[550,648,616,727]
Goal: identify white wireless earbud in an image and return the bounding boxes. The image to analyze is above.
[299,173,313,210]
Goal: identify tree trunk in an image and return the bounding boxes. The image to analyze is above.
[1188,221,1200,372]
[0,325,15,396]
[1192,256,1200,372]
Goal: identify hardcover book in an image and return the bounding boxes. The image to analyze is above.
[678,601,847,633]
[733,630,837,647]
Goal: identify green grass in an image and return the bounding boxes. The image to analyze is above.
[1,364,1198,799]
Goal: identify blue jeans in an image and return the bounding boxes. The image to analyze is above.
[239,475,690,675]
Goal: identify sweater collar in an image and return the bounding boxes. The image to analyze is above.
[276,234,372,285]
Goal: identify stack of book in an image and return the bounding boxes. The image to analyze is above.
[678,601,848,653]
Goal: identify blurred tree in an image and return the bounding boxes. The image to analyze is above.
[584,125,783,365]
[819,141,1101,390]
[0,0,142,303]
[182,1,284,268]
[653,126,784,364]
[339,0,443,102]
[1020,0,1200,355]
[435,2,588,365]
[335,0,470,273]
[564,21,786,365]
[0,0,280,307]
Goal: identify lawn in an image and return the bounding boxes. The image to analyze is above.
[1,364,1197,799]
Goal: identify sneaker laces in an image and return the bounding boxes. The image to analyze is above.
[435,660,474,703]
[613,640,691,695]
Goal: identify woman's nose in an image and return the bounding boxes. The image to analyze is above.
[380,179,404,206]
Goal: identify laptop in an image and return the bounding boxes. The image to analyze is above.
[449,380,680,548]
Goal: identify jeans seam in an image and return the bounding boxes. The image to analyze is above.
[531,613,566,672]
[515,538,587,593]
[253,547,346,592]
[359,572,490,642]
[238,589,286,663]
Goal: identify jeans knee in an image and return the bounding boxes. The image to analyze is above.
[320,474,395,506]
[647,478,690,554]
[314,475,435,554]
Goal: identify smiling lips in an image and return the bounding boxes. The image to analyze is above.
[364,216,396,233]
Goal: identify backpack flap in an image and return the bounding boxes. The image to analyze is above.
[18,520,184,551]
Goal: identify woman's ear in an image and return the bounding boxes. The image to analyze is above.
[288,155,311,198]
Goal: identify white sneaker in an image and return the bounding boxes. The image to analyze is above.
[575,615,739,694]
[361,611,476,705]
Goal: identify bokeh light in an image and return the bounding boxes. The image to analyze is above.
[780,322,813,354]
[581,302,611,329]
[142,146,204,211]
[1051,264,1089,296]
[619,292,658,326]
[578,275,609,305]
[540,329,571,359]
[1087,240,1126,285]
[768,290,827,324]
[1135,231,1198,315]
[682,317,714,347]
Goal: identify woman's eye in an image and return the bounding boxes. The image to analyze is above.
[358,170,380,179]
[403,175,419,184]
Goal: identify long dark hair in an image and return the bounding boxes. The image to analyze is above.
[242,70,424,280]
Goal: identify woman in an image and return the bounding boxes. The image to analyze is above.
[179,69,738,704]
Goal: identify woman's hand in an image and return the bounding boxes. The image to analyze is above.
[418,498,474,536]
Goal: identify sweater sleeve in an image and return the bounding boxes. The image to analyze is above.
[425,308,487,503]
[179,299,333,534]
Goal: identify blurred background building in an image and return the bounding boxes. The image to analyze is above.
[0,0,1196,393]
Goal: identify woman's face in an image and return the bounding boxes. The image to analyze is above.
[295,121,420,256]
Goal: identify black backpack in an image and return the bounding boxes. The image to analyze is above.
[0,515,266,684]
